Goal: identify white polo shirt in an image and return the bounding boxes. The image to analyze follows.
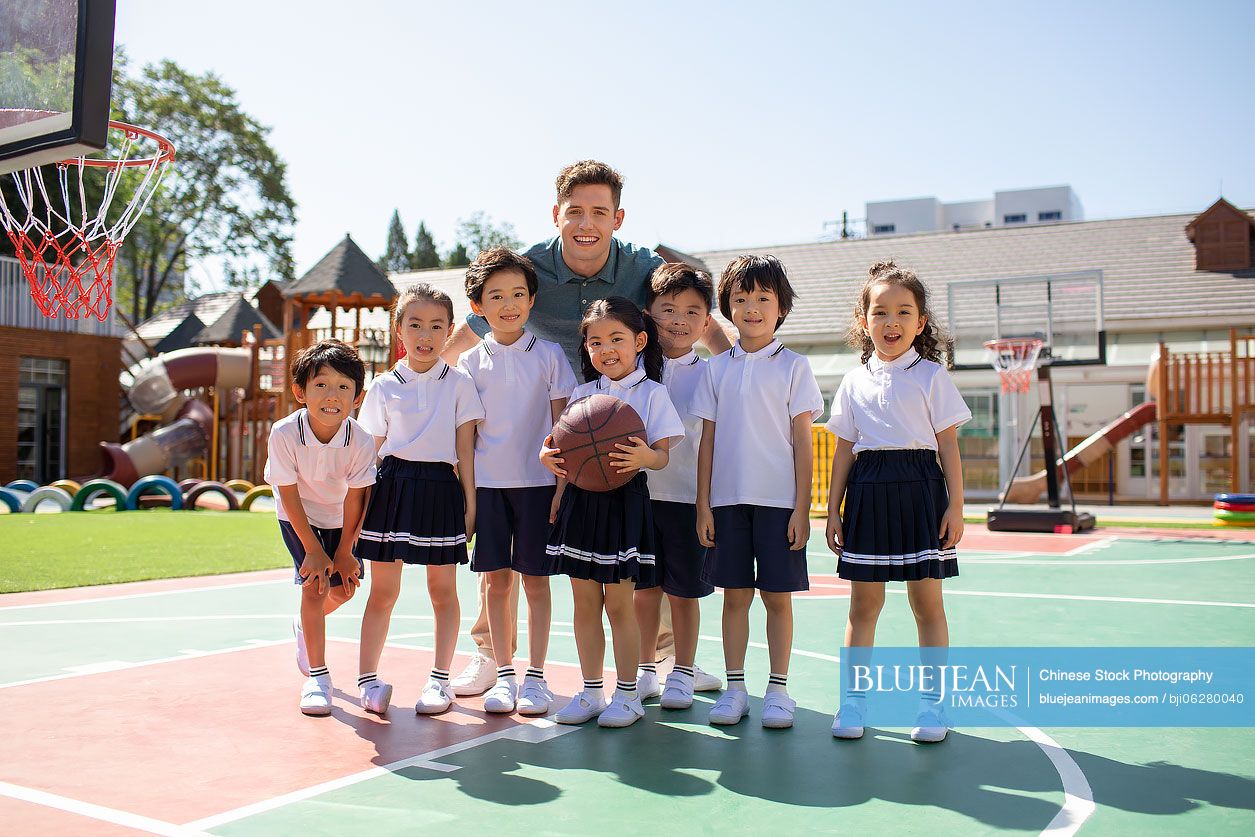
[357,361,485,465]
[265,410,377,529]
[647,350,707,504]
[459,330,577,488]
[826,347,972,453]
[566,366,685,454]
[690,339,824,510]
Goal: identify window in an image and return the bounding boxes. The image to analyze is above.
[1003,214,1026,224]
[872,224,895,234]
[1038,210,1062,221]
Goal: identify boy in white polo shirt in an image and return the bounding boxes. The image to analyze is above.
[692,255,824,730]
[265,339,377,716]
[458,247,577,715]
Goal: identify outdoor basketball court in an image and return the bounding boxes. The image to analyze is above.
[3,523,1254,835]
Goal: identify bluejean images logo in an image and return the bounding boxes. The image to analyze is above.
[839,648,1255,727]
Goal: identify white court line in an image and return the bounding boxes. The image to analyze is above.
[0,780,202,836]
[1064,536,1118,556]
[183,719,578,831]
[991,712,1095,836]
[955,553,1255,566]
[0,577,289,612]
[894,589,1255,608]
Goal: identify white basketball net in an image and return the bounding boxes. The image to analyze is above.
[986,338,1043,393]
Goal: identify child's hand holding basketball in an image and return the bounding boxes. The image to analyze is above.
[540,434,566,478]
[332,551,361,595]
[608,436,659,474]
[299,548,333,596]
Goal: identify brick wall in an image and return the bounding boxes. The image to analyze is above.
[0,326,122,483]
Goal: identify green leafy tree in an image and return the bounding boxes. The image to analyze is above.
[411,221,440,269]
[455,211,522,258]
[378,209,411,273]
[443,242,471,268]
[110,59,296,323]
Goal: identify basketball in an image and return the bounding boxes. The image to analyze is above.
[550,394,646,492]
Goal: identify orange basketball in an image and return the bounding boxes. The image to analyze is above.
[551,394,646,492]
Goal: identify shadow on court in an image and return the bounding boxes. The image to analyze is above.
[363,699,1255,830]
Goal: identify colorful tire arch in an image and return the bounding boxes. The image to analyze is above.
[125,475,184,511]
[70,479,128,511]
[50,479,82,495]
[5,479,39,493]
[0,488,21,512]
[240,485,273,510]
[224,479,254,493]
[20,486,74,513]
[184,481,241,511]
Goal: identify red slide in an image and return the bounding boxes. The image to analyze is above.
[98,348,254,486]
[1003,401,1157,503]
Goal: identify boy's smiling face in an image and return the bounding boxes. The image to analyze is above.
[397,299,450,371]
[727,282,783,347]
[647,289,710,358]
[292,365,363,435]
[553,183,624,275]
[470,268,533,338]
[859,281,926,361]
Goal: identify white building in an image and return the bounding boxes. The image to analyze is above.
[867,186,1084,235]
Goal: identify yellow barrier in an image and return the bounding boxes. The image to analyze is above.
[811,424,836,516]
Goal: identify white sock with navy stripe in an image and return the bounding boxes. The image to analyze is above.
[309,665,329,679]
[497,665,516,683]
[525,667,545,681]
[616,679,638,697]
[673,664,695,679]
[583,678,604,695]
[358,672,378,689]
[637,662,657,676]
[726,669,747,692]
[430,668,450,683]
[767,672,788,693]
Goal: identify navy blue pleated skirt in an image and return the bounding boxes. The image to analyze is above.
[839,449,958,582]
[547,471,658,586]
[357,457,467,565]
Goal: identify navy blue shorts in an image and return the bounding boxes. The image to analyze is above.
[278,519,364,587]
[701,504,809,593]
[471,486,556,576]
[637,501,714,598]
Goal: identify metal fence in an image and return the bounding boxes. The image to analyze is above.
[0,254,121,336]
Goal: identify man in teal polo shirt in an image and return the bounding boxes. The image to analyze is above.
[442,160,731,698]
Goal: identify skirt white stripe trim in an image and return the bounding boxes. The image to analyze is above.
[359,530,467,547]
[546,543,656,566]
[840,547,957,566]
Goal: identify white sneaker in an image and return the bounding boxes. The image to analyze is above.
[659,671,695,710]
[761,689,797,729]
[299,674,332,716]
[708,689,749,725]
[554,690,608,725]
[832,699,866,739]
[517,678,554,716]
[415,679,455,715]
[636,669,663,700]
[483,678,518,713]
[292,616,309,677]
[911,701,949,743]
[359,679,393,715]
[597,691,645,728]
[451,654,496,697]
[692,664,722,692]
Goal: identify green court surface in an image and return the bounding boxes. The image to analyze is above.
[1,527,1253,835]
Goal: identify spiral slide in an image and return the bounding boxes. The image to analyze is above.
[99,348,253,486]
[1003,401,1158,504]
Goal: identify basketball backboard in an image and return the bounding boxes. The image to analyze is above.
[0,0,115,175]
[946,271,1106,370]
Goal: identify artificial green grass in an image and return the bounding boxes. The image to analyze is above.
[0,510,288,593]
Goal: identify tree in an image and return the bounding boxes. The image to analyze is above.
[110,58,296,323]
[411,221,440,269]
[443,242,471,268]
[378,209,410,273]
[455,211,522,258]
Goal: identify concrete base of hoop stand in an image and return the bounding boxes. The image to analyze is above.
[987,361,1097,534]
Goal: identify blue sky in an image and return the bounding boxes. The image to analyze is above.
[114,0,1255,286]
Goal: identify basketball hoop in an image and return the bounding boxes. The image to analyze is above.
[0,116,174,321]
[985,337,1043,393]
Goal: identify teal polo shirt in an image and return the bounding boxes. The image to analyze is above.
[468,237,664,374]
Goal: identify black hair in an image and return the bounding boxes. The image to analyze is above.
[717,254,795,330]
[464,247,539,303]
[578,296,664,384]
[290,339,366,396]
[393,282,454,329]
[646,262,715,311]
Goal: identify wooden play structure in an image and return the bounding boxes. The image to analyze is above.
[1154,328,1254,504]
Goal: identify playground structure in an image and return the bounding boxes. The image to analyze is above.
[0,476,272,514]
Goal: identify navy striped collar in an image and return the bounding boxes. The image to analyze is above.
[297,409,353,447]
[483,330,537,356]
[390,360,451,383]
[867,346,923,372]
[663,349,700,368]
[729,338,785,360]
[596,367,648,390]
